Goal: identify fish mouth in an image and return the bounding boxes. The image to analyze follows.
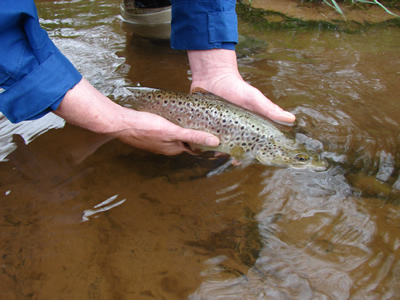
[290,161,328,171]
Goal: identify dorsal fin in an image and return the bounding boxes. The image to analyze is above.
[190,87,214,96]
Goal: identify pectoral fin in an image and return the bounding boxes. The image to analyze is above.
[230,145,246,160]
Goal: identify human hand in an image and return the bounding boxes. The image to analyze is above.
[55,78,219,156]
[188,49,296,124]
[113,109,220,156]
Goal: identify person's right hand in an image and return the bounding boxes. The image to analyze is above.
[55,78,219,156]
[113,109,220,156]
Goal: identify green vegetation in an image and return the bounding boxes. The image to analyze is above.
[304,0,399,17]
[237,4,343,31]
[236,2,400,33]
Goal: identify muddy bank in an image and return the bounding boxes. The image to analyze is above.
[241,0,400,30]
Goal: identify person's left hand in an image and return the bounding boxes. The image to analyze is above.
[188,49,296,125]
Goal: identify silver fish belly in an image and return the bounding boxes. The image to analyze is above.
[125,87,327,169]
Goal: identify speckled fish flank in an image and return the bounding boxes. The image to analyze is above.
[126,87,327,169]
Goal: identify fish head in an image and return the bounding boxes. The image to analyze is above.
[256,144,328,170]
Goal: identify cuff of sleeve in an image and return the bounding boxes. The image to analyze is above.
[171,0,238,50]
[0,48,82,123]
[208,12,238,45]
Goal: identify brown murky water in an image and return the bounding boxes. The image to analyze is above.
[1,0,400,299]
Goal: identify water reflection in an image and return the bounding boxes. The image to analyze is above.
[121,36,190,91]
[1,0,400,298]
[0,113,65,161]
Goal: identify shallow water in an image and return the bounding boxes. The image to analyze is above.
[1,0,400,299]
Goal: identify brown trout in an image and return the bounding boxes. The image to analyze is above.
[125,87,327,169]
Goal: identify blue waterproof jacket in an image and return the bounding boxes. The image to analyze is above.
[0,0,238,123]
[0,0,82,123]
[171,0,238,50]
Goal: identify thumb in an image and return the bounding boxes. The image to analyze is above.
[176,127,220,148]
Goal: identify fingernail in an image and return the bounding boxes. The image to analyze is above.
[284,111,296,122]
[205,136,219,147]
[284,111,295,117]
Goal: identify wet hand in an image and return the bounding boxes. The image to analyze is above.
[55,78,219,156]
[188,49,296,125]
[114,110,220,156]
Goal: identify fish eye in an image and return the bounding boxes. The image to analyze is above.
[295,154,309,162]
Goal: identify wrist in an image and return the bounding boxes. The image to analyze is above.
[188,49,240,83]
[55,78,131,134]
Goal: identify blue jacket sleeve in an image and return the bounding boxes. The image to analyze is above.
[170,0,238,50]
[0,0,82,123]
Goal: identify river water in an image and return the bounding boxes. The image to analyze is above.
[1,0,400,299]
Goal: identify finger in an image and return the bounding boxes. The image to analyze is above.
[247,87,296,125]
[262,103,296,125]
[172,127,220,148]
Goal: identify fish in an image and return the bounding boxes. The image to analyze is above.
[124,87,327,169]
